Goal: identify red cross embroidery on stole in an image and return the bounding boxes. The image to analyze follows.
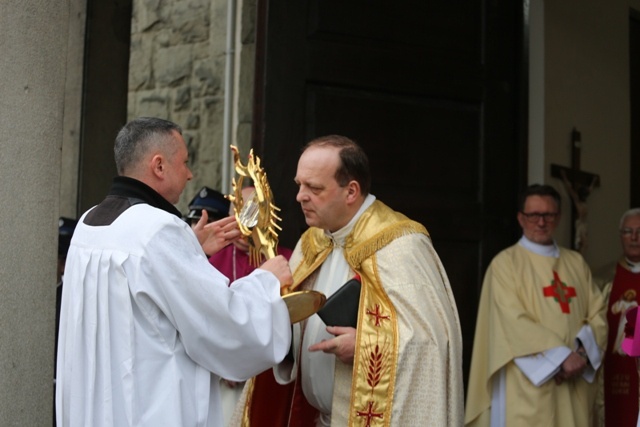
[356,401,384,427]
[542,270,577,314]
[366,304,390,326]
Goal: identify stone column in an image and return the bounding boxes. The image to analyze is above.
[0,1,70,424]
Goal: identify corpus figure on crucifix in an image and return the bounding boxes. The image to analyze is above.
[465,184,608,427]
[551,127,600,253]
[560,169,598,253]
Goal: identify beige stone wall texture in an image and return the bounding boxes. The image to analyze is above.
[128,0,256,211]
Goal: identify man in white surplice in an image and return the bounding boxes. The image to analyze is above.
[55,117,293,427]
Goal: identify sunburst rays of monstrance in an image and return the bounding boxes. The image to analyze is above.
[227,146,325,323]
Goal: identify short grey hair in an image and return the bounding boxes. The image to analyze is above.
[619,208,640,230]
[114,117,182,175]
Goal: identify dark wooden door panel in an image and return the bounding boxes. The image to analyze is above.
[308,84,482,230]
[309,0,482,57]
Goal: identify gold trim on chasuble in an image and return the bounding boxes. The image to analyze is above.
[293,201,429,427]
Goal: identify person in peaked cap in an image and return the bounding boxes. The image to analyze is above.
[185,186,231,226]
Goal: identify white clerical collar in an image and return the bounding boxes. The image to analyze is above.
[518,235,560,258]
[625,258,640,273]
[325,194,376,246]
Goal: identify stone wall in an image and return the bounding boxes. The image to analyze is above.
[128,0,256,211]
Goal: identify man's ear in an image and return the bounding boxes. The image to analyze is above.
[151,154,164,178]
[516,212,526,229]
[345,180,361,203]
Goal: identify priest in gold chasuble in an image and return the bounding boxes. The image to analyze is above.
[465,184,607,427]
[233,135,464,427]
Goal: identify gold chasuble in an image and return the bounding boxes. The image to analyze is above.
[240,200,464,426]
[465,244,607,427]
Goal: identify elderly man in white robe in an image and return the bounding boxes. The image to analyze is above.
[55,117,293,427]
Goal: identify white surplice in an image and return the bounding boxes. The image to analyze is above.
[56,203,291,427]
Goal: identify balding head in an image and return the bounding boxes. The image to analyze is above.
[302,135,371,197]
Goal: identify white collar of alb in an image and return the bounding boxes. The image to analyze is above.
[625,258,640,273]
[518,235,560,258]
[325,194,377,245]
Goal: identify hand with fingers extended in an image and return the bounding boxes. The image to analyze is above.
[193,212,242,256]
[308,326,356,364]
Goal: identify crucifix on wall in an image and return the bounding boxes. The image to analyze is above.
[551,127,600,254]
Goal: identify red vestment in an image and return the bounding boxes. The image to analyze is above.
[604,261,640,427]
[209,243,298,426]
[209,244,292,282]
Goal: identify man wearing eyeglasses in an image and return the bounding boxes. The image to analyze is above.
[465,184,607,427]
[602,208,640,427]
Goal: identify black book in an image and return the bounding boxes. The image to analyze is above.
[317,276,361,328]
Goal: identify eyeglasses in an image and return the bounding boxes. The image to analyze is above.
[521,212,559,223]
[621,228,640,237]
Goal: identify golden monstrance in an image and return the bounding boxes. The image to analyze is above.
[228,146,325,323]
